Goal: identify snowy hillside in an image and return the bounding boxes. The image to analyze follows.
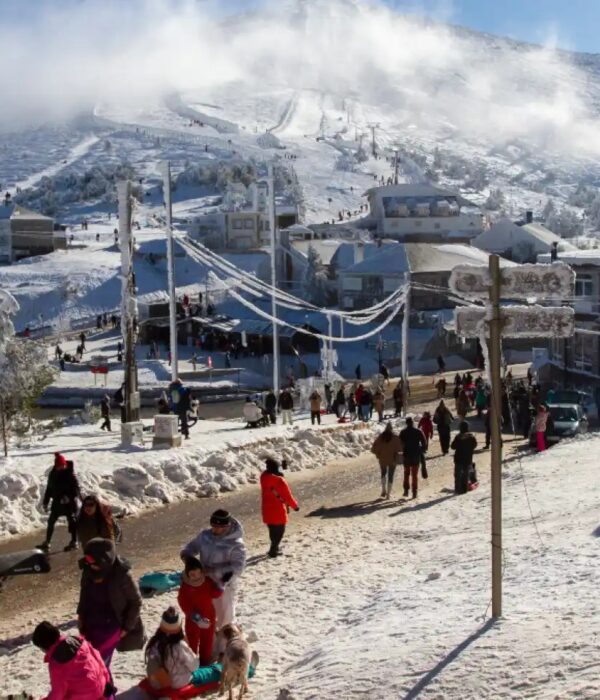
[2,0,600,329]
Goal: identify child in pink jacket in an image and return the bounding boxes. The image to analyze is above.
[33,621,112,700]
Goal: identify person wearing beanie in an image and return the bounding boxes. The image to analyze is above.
[33,620,112,700]
[77,538,144,667]
[145,606,199,691]
[451,421,478,495]
[177,558,223,664]
[38,454,81,553]
[180,511,246,629]
[260,457,299,557]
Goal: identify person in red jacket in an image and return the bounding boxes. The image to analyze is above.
[32,620,112,700]
[418,411,434,449]
[260,457,299,558]
[177,557,223,665]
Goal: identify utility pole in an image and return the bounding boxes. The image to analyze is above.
[117,181,140,427]
[393,148,400,185]
[367,123,379,157]
[401,273,410,413]
[488,254,503,618]
[327,312,333,378]
[268,164,280,395]
[161,161,178,382]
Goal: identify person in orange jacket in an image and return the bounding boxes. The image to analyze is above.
[177,558,223,665]
[260,457,299,558]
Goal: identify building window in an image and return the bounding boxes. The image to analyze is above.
[243,220,254,230]
[575,274,593,297]
[232,219,243,230]
[434,223,440,229]
[414,220,422,227]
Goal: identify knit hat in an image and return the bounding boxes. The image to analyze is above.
[210,509,232,526]
[160,606,182,634]
[54,452,67,468]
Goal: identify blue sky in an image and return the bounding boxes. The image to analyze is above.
[387,0,600,53]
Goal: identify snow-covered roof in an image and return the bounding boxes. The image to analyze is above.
[221,251,269,275]
[10,206,53,221]
[137,283,208,305]
[362,184,459,199]
[342,244,410,275]
[473,218,575,255]
[538,250,600,266]
[342,242,516,276]
[291,239,345,265]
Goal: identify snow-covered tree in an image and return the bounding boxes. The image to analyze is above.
[542,198,556,220]
[303,245,328,305]
[546,208,584,238]
[0,292,57,455]
[484,188,506,211]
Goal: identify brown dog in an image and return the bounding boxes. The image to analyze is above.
[218,623,252,700]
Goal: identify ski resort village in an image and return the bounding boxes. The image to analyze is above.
[1,1,600,698]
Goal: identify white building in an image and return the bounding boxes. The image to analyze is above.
[364,184,483,242]
[474,218,575,262]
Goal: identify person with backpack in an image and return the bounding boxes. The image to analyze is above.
[32,621,112,700]
[433,400,454,455]
[177,559,223,665]
[260,457,299,558]
[39,453,80,552]
[371,422,403,499]
[76,495,119,549]
[78,538,144,667]
[451,421,478,495]
[100,395,111,432]
[399,417,427,499]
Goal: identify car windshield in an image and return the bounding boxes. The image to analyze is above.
[553,391,581,404]
[550,406,578,422]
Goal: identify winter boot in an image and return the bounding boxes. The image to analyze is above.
[386,480,393,499]
[380,477,387,498]
[64,541,77,552]
[412,490,418,499]
[37,541,50,552]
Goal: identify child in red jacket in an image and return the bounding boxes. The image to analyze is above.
[260,457,299,558]
[177,558,223,665]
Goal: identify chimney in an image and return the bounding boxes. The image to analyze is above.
[525,210,533,224]
[355,241,364,263]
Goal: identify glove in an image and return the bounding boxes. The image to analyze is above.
[191,613,210,629]
[221,571,233,584]
[294,506,300,512]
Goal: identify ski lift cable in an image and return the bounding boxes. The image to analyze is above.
[179,236,408,322]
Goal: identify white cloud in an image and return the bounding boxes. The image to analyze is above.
[1,0,598,157]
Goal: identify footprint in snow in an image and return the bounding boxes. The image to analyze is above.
[425,572,441,582]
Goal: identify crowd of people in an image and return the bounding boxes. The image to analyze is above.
[32,454,301,698]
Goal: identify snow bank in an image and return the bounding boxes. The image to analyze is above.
[0,416,380,540]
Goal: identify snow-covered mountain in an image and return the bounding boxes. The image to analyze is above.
[2,0,600,330]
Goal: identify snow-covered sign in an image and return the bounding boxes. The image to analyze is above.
[455,305,575,338]
[449,263,575,301]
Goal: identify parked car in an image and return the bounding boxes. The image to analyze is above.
[549,390,597,422]
[530,403,588,446]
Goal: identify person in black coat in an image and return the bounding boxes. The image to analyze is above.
[451,421,477,495]
[100,395,111,432]
[39,453,80,552]
[433,400,453,455]
[264,390,277,424]
[399,417,427,499]
[78,538,144,667]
